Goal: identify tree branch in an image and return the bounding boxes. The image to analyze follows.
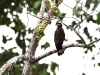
[32,38,100,63]
[87,38,100,46]
[22,0,47,75]
[27,12,43,20]
[33,43,84,63]
[63,23,87,46]
[64,17,80,22]
[0,55,25,75]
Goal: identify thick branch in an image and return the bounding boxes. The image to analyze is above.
[32,38,100,63]
[0,55,25,75]
[34,44,84,63]
[22,0,47,75]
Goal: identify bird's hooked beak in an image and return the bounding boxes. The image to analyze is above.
[56,23,62,27]
[56,23,61,26]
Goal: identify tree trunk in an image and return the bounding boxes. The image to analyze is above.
[22,0,46,75]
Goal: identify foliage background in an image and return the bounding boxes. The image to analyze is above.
[0,0,100,75]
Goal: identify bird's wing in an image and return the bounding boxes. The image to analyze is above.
[54,28,65,44]
[56,28,65,40]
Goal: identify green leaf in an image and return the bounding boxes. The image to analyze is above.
[7,37,12,41]
[45,0,51,12]
[5,17,11,26]
[85,0,94,9]
[0,47,19,66]
[85,0,100,10]
[98,63,100,66]
[51,0,54,2]
[58,13,66,20]
[92,56,95,60]
[76,40,83,44]
[1,47,4,50]
[41,42,50,50]
[86,15,96,23]
[15,7,22,13]
[26,38,31,42]
[11,16,27,36]
[9,47,17,50]
[2,35,7,44]
[87,46,92,52]
[92,0,100,10]
[28,28,34,34]
[96,12,100,25]
[73,5,82,17]
[53,7,66,20]
[82,73,86,75]
[50,62,59,75]
[54,12,66,20]
[34,1,41,9]
[33,0,42,15]
[2,35,13,44]
[32,62,50,75]
[84,27,89,36]
[71,21,76,28]
[84,27,92,41]
[75,0,80,4]
[87,44,95,52]
[16,33,23,49]
[84,50,88,54]
[43,69,50,75]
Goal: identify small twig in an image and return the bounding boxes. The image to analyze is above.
[87,38,100,46]
[65,17,80,22]
[26,11,29,28]
[27,12,43,20]
[62,2,73,9]
[74,17,86,29]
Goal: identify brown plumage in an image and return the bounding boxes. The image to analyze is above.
[55,0,58,3]
[54,23,65,56]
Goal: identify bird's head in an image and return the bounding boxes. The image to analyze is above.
[56,23,62,28]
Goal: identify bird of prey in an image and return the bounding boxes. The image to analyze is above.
[54,23,65,56]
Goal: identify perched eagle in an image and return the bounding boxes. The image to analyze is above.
[54,23,65,56]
